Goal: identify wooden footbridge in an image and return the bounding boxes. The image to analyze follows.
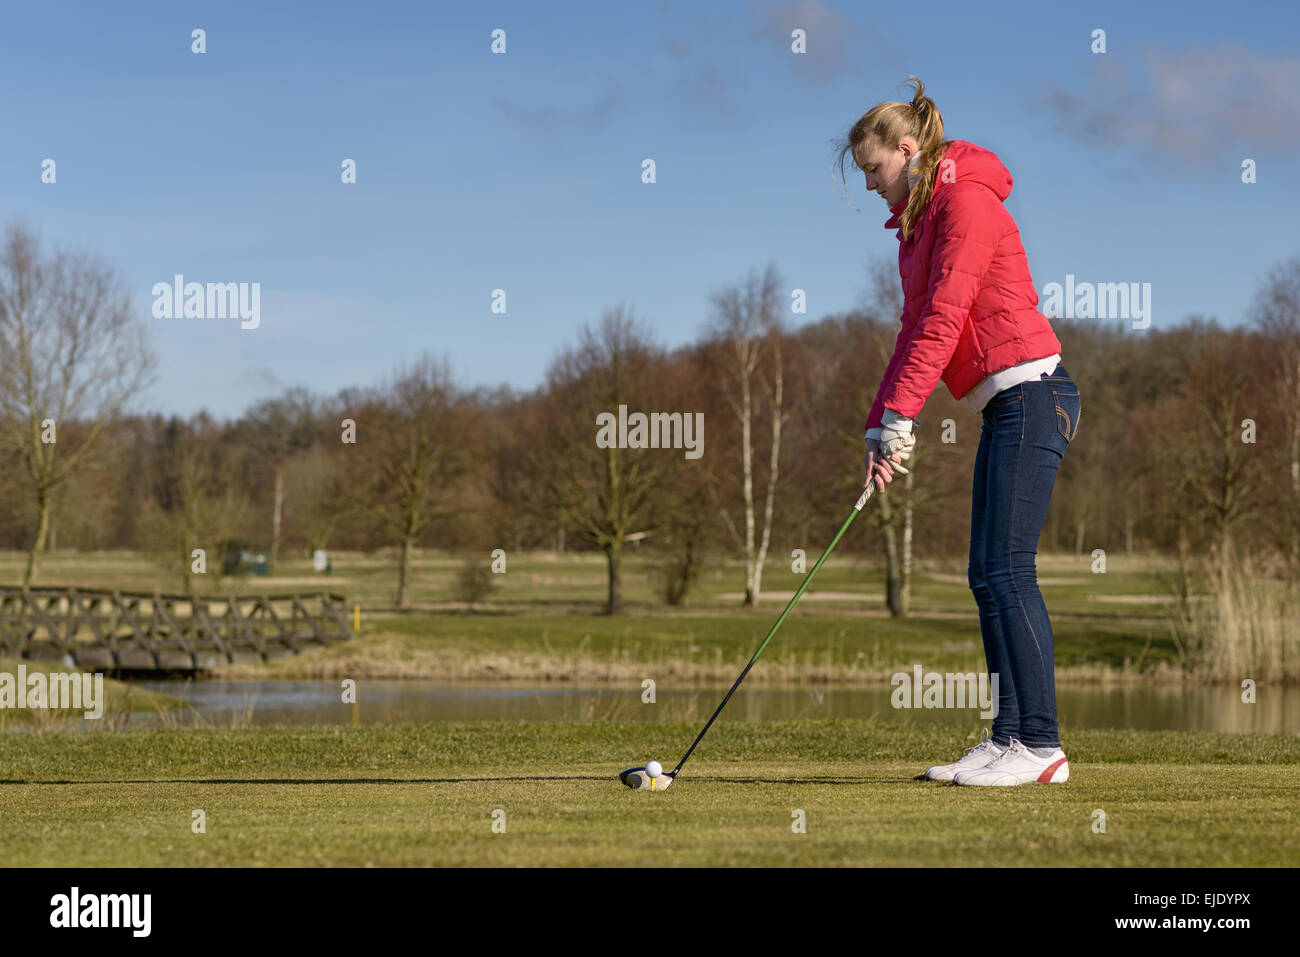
[0,587,352,673]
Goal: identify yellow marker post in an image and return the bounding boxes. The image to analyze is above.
[353,603,360,633]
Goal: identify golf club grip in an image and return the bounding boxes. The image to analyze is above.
[670,486,875,776]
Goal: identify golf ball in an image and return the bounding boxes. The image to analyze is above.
[645,760,663,778]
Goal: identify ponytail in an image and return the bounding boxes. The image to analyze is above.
[834,75,950,241]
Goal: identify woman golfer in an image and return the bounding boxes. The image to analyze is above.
[839,78,1079,786]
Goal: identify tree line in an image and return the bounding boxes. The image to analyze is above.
[2,223,1297,613]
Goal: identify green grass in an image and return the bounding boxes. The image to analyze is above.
[212,610,1176,683]
[1,721,1296,866]
[0,548,1183,615]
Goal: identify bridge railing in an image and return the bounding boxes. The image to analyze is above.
[0,588,353,671]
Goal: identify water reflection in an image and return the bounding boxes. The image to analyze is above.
[102,680,1300,733]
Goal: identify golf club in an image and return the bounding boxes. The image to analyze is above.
[620,483,876,790]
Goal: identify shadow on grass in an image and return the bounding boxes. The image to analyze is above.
[1,774,916,786]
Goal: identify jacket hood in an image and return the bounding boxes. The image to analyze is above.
[884,140,1013,231]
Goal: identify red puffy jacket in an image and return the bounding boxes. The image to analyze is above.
[864,139,1062,430]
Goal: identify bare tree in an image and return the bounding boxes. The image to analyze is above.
[647,345,714,606]
[356,355,467,608]
[1251,258,1300,576]
[0,224,154,583]
[863,256,903,320]
[532,307,663,615]
[858,259,924,616]
[285,443,350,554]
[242,388,323,571]
[141,415,255,593]
[1144,329,1269,589]
[707,264,788,606]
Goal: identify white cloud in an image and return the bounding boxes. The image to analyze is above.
[1041,41,1300,161]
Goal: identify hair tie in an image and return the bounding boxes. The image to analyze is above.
[913,100,927,116]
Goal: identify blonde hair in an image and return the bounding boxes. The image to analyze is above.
[834,76,949,241]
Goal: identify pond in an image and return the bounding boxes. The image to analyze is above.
[106,679,1300,734]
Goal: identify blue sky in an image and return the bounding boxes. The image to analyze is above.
[5,0,1298,418]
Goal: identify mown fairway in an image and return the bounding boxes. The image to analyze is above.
[2,722,1297,867]
[3,550,1292,868]
[0,549,1183,618]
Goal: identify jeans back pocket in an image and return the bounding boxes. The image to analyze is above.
[1051,390,1081,442]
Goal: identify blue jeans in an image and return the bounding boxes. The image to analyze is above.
[968,363,1080,749]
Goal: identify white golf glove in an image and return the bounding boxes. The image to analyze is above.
[864,432,891,491]
[879,409,914,474]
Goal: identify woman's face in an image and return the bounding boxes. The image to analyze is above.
[859,134,919,207]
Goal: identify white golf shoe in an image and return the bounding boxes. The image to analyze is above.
[953,737,1069,786]
[923,729,1005,781]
